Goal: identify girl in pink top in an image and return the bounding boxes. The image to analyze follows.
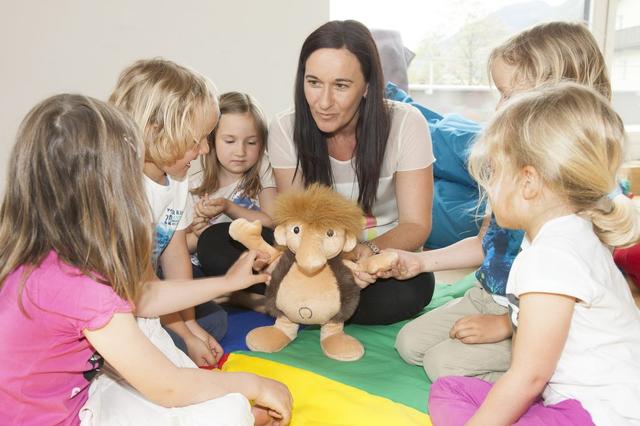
[0,94,292,426]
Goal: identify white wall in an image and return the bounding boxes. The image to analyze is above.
[0,0,330,196]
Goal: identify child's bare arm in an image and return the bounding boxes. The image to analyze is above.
[467,293,574,425]
[84,313,292,423]
[137,250,270,317]
[216,187,277,229]
[159,230,216,365]
[224,202,274,229]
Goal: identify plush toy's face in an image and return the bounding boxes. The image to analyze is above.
[274,221,357,275]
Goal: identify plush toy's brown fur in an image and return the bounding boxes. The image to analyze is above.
[272,185,363,241]
[266,251,360,323]
[229,184,397,361]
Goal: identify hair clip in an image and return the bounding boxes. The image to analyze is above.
[124,135,141,159]
[607,185,623,200]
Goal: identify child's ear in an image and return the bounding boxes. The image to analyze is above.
[343,233,357,252]
[274,225,287,246]
[521,165,543,200]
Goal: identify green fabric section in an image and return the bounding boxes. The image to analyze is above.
[239,273,477,413]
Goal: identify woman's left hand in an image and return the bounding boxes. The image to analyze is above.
[349,243,378,288]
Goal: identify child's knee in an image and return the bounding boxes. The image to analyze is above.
[395,324,423,365]
[423,345,461,382]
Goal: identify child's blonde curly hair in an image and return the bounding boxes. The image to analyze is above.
[109,58,218,167]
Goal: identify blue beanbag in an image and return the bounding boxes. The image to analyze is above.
[385,82,484,248]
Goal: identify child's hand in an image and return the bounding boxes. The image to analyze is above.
[185,322,224,364]
[379,249,423,280]
[190,215,210,237]
[184,334,216,367]
[225,250,271,291]
[196,196,227,219]
[449,313,513,344]
[253,377,293,425]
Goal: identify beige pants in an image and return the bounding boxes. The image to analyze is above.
[395,285,511,383]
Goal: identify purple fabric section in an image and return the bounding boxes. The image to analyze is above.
[428,376,595,426]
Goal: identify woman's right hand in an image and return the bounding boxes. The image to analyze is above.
[253,376,293,425]
[225,250,271,291]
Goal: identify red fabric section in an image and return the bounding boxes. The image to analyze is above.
[614,244,640,289]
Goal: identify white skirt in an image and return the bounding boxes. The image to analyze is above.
[79,318,254,426]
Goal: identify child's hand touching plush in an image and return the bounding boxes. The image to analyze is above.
[225,250,271,290]
[449,313,513,344]
[375,249,424,280]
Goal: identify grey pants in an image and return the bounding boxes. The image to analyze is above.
[395,284,511,383]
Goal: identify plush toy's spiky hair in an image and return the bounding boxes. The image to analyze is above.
[273,184,363,237]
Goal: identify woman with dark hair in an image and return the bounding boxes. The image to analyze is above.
[268,20,435,325]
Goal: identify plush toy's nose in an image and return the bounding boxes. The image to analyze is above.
[295,233,327,275]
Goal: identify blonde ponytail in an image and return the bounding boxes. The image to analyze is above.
[582,194,640,247]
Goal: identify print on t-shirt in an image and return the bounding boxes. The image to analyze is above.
[475,216,524,296]
[153,207,184,264]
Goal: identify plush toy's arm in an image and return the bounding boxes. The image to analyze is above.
[343,251,399,275]
[360,251,399,274]
[229,218,282,262]
[342,251,398,289]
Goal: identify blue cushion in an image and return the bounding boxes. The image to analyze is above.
[385,82,483,248]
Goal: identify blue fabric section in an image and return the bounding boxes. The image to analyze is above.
[385,82,483,248]
[475,216,525,296]
[428,181,483,249]
[220,308,275,353]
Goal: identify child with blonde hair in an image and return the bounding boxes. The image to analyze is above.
[0,94,292,425]
[109,58,225,366]
[188,91,276,282]
[392,22,613,383]
[430,82,640,425]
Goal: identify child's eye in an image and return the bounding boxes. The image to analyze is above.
[247,140,258,145]
[224,139,235,144]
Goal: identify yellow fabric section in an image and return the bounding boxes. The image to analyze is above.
[223,353,432,426]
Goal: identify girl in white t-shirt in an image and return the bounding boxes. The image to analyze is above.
[428,83,640,426]
[188,92,276,282]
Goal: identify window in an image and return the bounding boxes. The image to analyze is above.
[331,0,588,122]
[611,0,640,159]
